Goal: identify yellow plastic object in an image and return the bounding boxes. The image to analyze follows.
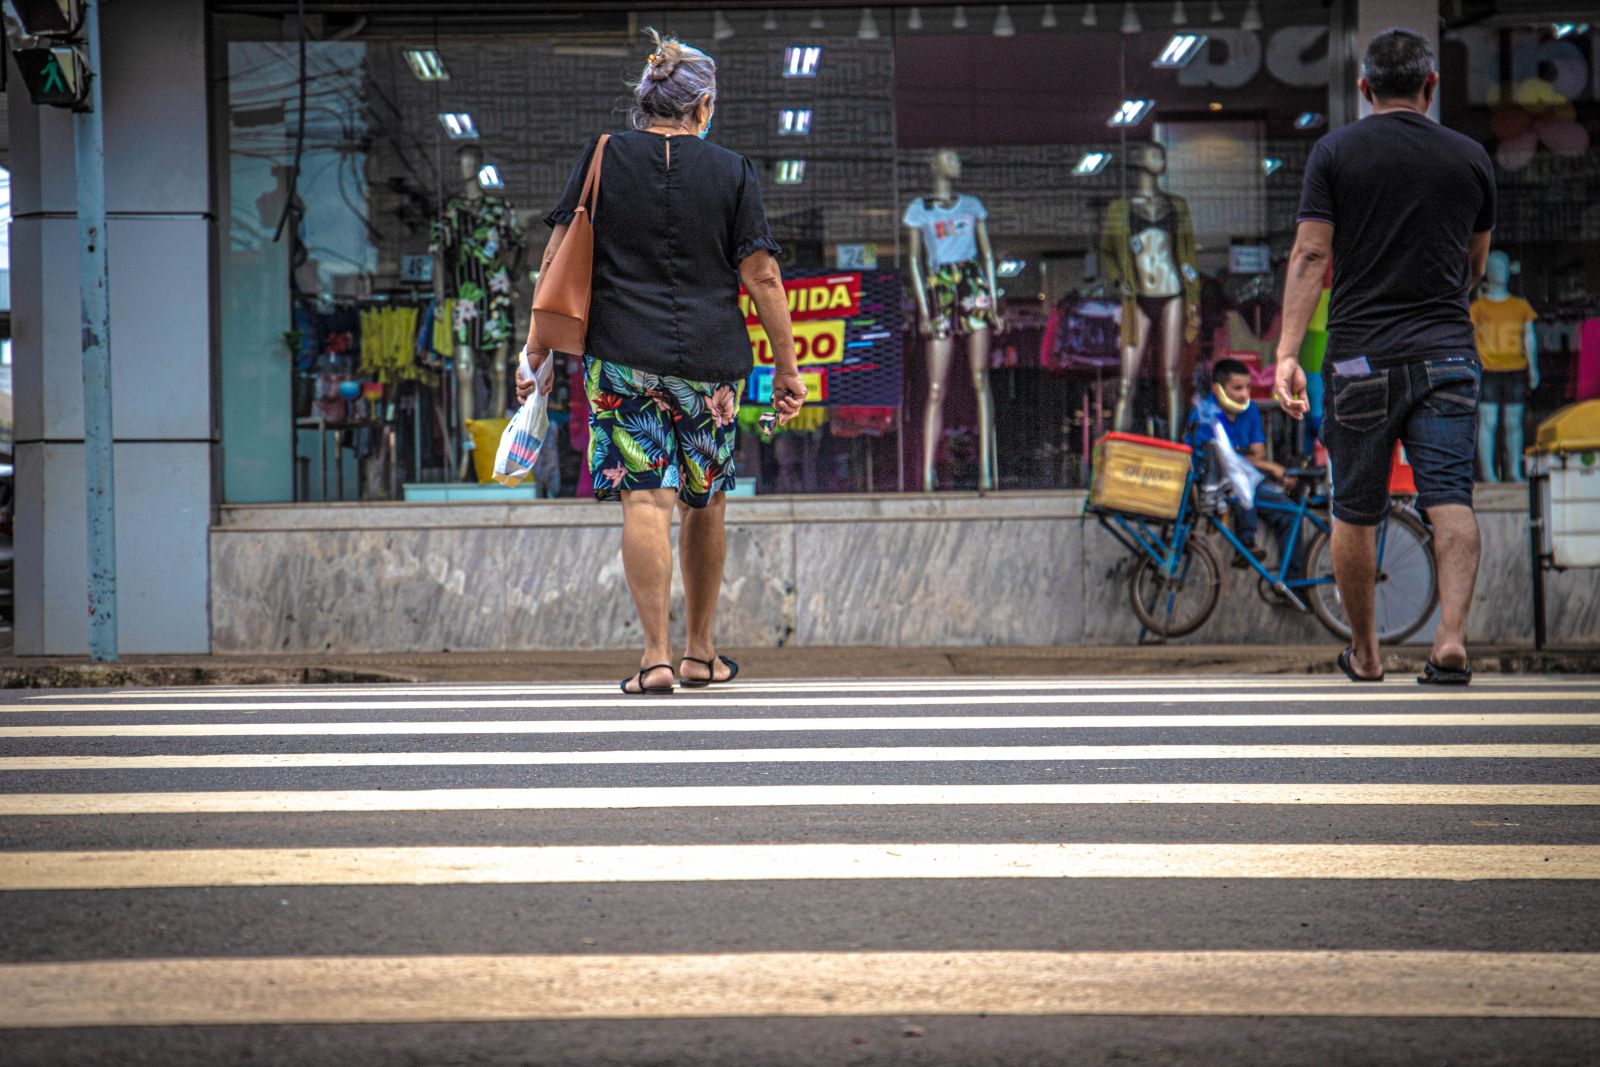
[1534,400,1600,454]
[1090,432,1194,520]
[464,417,510,484]
[1308,286,1331,332]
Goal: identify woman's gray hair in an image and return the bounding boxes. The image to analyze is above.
[631,28,717,131]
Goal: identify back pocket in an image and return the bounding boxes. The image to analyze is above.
[1331,372,1389,433]
[1422,358,1480,414]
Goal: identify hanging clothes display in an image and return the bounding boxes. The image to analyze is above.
[429,196,525,351]
[428,298,456,364]
[358,305,422,385]
[1041,296,1122,372]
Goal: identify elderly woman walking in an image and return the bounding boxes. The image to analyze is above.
[519,31,806,694]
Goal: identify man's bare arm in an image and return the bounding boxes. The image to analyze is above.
[1467,230,1492,292]
[1272,220,1332,419]
[1276,221,1333,364]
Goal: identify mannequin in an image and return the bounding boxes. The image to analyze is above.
[431,143,525,478]
[1099,142,1200,441]
[1471,250,1539,482]
[904,149,1002,492]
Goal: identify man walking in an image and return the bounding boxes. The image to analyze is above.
[1274,28,1494,685]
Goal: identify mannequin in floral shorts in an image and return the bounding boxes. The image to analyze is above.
[904,149,1003,492]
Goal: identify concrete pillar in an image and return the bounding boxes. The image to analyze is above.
[1356,0,1443,119]
[10,0,215,654]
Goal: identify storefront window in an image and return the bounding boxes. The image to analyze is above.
[1440,18,1599,483]
[217,4,1595,505]
[216,6,905,502]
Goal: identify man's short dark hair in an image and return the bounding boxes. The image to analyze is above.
[1363,28,1437,101]
[1212,358,1250,386]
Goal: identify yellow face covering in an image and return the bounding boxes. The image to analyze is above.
[1213,383,1251,415]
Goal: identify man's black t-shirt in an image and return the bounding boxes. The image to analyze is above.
[1297,110,1495,363]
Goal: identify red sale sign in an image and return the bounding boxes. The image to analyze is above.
[739,273,862,325]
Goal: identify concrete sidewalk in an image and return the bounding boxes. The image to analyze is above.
[3,644,1597,689]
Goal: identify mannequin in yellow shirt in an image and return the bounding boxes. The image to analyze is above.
[1470,251,1538,482]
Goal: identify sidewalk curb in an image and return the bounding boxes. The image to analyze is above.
[3,645,1596,689]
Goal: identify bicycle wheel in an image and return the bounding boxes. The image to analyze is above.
[1304,510,1438,644]
[1130,535,1222,638]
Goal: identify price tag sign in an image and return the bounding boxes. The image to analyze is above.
[401,255,434,283]
[1230,244,1271,275]
[835,244,878,270]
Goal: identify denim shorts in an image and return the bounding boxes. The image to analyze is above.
[1480,369,1529,406]
[1322,355,1479,526]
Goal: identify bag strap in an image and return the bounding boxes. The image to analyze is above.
[575,134,610,224]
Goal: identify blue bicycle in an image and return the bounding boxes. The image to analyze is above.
[1094,456,1438,643]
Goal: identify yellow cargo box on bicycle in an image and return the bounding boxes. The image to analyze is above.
[1089,432,1194,520]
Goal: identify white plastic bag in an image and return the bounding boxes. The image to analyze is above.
[493,347,553,487]
[1212,421,1264,505]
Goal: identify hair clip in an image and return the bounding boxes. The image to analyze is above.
[647,51,662,66]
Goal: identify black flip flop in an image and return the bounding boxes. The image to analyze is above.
[678,654,739,688]
[1337,647,1385,683]
[621,664,677,695]
[1417,658,1472,686]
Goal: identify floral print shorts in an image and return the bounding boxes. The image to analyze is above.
[926,259,998,338]
[584,356,740,508]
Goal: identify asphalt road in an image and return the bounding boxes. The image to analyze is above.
[1,674,1598,1066]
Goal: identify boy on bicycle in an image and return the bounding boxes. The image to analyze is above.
[1185,359,1305,580]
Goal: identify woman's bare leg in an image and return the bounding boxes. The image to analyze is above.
[678,491,731,683]
[620,488,677,691]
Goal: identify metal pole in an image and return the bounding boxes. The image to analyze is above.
[72,0,117,662]
[1529,470,1548,652]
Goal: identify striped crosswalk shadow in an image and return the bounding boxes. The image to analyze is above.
[2,678,1597,1050]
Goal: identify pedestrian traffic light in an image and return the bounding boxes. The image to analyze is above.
[12,44,86,105]
[3,0,91,110]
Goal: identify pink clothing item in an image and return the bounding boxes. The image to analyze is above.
[1577,319,1600,401]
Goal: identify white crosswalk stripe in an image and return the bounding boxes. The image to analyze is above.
[4,742,1594,771]
[8,711,1597,738]
[2,676,1597,1048]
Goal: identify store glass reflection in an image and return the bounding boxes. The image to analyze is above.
[212,4,1600,504]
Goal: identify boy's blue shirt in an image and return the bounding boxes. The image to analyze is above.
[1185,394,1264,456]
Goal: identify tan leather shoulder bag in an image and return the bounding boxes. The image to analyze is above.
[531,134,609,356]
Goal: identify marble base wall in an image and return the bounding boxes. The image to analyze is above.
[210,491,1599,654]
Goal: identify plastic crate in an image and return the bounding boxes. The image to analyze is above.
[1090,432,1194,520]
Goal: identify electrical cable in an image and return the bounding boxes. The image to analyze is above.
[272,0,309,243]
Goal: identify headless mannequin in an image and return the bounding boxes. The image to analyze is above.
[1474,250,1539,483]
[436,144,516,479]
[1105,143,1194,441]
[905,149,1002,492]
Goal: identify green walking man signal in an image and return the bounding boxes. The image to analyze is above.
[41,50,64,90]
[13,45,88,107]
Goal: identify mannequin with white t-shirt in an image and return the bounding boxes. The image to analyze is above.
[904,149,1003,492]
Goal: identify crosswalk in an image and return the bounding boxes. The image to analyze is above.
[2,675,1598,1061]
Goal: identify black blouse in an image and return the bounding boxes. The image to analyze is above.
[544,130,782,382]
